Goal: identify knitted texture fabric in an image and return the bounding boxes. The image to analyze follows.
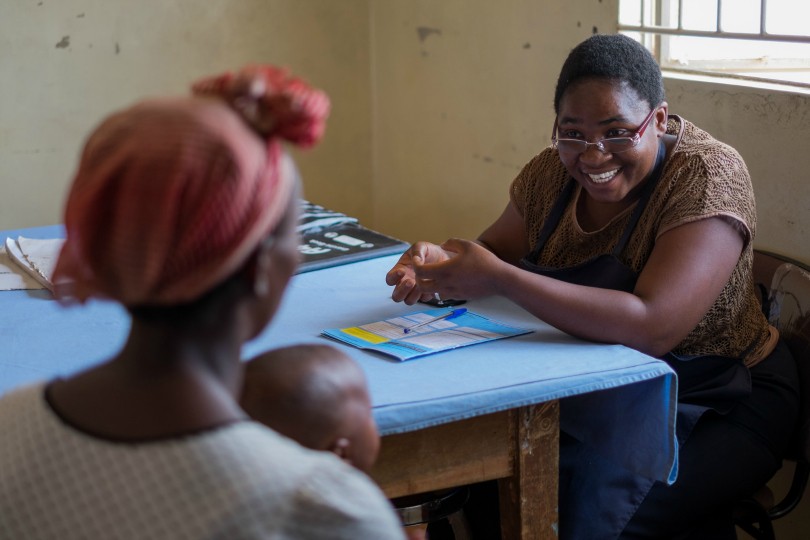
[511,115,772,364]
[53,66,329,306]
[0,383,406,540]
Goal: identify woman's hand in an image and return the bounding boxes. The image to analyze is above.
[385,242,452,305]
[413,238,504,301]
[386,238,506,304]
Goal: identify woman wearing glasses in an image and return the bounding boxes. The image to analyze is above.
[386,34,799,539]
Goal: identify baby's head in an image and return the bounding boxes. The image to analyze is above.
[241,344,380,472]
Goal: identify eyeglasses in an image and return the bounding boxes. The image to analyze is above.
[551,104,660,154]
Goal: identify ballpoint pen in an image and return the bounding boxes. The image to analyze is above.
[402,308,467,334]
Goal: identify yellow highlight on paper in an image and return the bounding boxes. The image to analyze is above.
[343,327,389,344]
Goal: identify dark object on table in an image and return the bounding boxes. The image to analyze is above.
[296,201,409,273]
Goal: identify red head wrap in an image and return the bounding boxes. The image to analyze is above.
[53,66,330,306]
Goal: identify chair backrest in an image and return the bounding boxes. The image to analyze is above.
[754,250,810,463]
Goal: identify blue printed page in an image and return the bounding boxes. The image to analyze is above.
[322,308,533,361]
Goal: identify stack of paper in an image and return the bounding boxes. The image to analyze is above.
[1,237,64,292]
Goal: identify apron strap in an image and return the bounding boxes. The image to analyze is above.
[611,140,667,256]
[525,176,576,262]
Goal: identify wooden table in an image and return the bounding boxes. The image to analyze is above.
[2,226,677,540]
[373,402,559,539]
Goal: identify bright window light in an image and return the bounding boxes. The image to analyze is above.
[618,0,810,87]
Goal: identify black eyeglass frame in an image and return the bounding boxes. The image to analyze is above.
[551,103,662,154]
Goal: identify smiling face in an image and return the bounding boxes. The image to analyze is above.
[555,78,668,206]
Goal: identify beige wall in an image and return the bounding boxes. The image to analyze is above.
[0,0,372,230]
[370,0,617,243]
[664,73,810,266]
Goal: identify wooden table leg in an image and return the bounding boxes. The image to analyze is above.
[499,400,560,539]
[371,401,560,539]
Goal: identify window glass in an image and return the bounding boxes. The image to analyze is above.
[618,0,810,87]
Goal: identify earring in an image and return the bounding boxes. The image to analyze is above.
[253,236,276,297]
[330,437,350,461]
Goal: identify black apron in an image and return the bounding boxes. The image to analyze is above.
[519,141,750,411]
[519,142,665,292]
[520,142,751,539]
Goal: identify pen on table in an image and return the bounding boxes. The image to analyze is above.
[403,308,467,334]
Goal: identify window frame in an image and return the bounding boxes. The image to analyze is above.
[618,0,810,90]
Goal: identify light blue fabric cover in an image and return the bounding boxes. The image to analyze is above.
[0,225,677,484]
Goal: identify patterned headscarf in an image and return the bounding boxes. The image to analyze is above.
[53,65,330,306]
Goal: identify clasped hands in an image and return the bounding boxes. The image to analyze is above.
[385,238,500,305]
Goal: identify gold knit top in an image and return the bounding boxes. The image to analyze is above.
[511,115,775,365]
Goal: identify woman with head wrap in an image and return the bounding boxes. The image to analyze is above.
[0,66,406,540]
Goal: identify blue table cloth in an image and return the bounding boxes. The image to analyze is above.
[0,225,678,484]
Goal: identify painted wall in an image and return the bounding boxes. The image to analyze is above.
[2,0,809,537]
[0,0,372,230]
[369,0,617,244]
[664,74,810,265]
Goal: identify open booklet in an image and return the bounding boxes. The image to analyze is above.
[322,308,533,361]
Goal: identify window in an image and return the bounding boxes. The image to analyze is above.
[618,0,810,88]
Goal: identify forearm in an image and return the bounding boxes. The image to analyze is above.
[493,263,678,357]
[490,218,745,357]
[412,239,694,354]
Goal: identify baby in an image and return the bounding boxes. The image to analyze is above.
[241,344,428,540]
[240,344,380,473]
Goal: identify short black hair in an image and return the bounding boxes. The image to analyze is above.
[553,34,664,113]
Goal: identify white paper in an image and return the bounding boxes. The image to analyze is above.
[17,237,64,287]
[0,244,42,290]
[2,237,64,291]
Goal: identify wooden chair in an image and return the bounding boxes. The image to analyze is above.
[734,250,810,539]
